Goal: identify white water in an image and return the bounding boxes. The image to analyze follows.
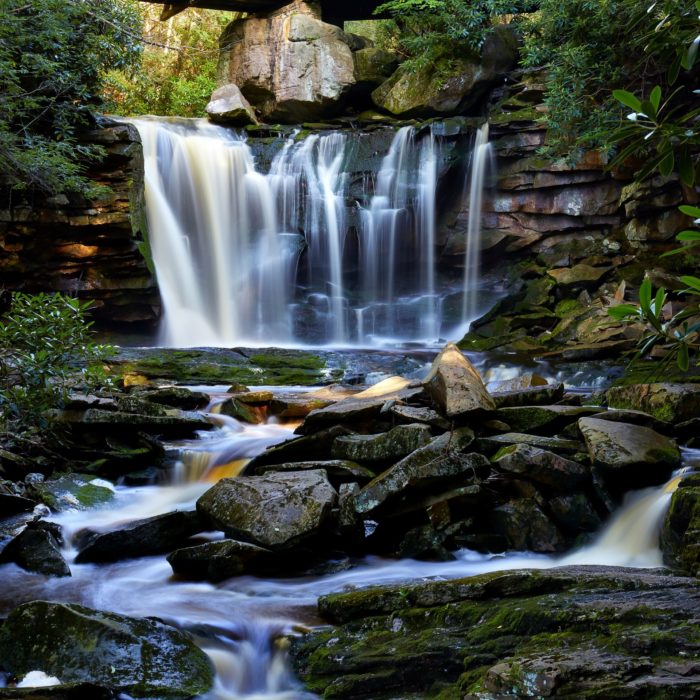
[462,123,493,325]
[132,119,472,347]
[1,400,693,697]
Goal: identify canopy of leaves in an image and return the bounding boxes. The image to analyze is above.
[103,7,238,118]
[0,0,142,195]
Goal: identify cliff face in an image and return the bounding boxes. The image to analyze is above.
[0,120,160,328]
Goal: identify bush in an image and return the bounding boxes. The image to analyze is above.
[0,293,114,431]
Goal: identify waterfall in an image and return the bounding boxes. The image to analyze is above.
[133,118,483,347]
[462,123,493,326]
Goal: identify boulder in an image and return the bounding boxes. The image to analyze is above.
[353,47,398,87]
[0,492,36,517]
[205,83,259,125]
[389,404,450,430]
[661,473,700,576]
[197,470,337,549]
[491,443,588,491]
[27,474,114,512]
[606,383,700,423]
[423,343,495,417]
[63,408,212,438]
[249,459,374,485]
[476,432,583,455]
[0,521,70,577]
[168,539,273,582]
[137,386,210,410]
[74,510,204,563]
[490,382,565,408]
[217,2,356,122]
[578,417,680,484]
[352,429,487,516]
[489,499,565,552]
[549,493,602,535]
[588,408,672,434]
[269,393,334,418]
[0,601,213,698]
[331,424,432,463]
[486,373,549,392]
[495,405,598,434]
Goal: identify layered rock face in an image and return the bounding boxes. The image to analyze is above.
[0,119,159,327]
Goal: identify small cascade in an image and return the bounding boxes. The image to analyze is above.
[462,123,493,326]
[132,118,487,347]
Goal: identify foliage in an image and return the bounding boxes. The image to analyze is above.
[374,1,536,74]
[103,7,236,118]
[609,276,700,371]
[0,0,142,195]
[521,0,699,159]
[0,293,114,431]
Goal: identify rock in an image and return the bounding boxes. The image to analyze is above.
[589,408,672,434]
[138,386,210,410]
[0,492,36,517]
[291,568,700,699]
[206,83,259,125]
[249,459,375,485]
[197,470,337,549]
[353,429,487,516]
[168,539,273,582]
[353,47,398,87]
[495,404,599,433]
[219,397,264,424]
[578,417,680,485]
[489,499,565,552]
[74,510,204,563]
[547,263,610,287]
[337,482,363,541]
[27,474,114,511]
[389,404,450,430]
[0,601,213,698]
[476,432,583,455]
[371,26,517,118]
[331,424,432,463]
[661,473,700,576]
[490,382,565,408]
[486,373,549,392]
[269,393,334,418]
[549,493,603,535]
[0,521,70,577]
[217,2,356,122]
[607,383,700,423]
[492,443,588,491]
[62,408,212,438]
[423,343,495,417]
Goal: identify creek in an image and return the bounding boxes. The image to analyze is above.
[1,388,695,699]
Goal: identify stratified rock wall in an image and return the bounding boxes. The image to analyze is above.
[0,119,160,327]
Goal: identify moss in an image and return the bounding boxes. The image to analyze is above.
[554,298,585,318]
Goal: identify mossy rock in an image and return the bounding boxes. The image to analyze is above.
[0,601,214,698]
[27,473,114,511]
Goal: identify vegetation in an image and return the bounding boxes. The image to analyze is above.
[0,0,142,195]
[0,293,114,432]
[103,5,237,118]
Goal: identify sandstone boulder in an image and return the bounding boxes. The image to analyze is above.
[197,470,337,549]
[424,343,495,417]
[205,83,259,126]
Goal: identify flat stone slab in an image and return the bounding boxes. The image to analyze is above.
[250,459,375,484]
[606,383,700,423]
[331,423,432,463]
[495,404,599,433]
[476,432,583,455]
[491,382,565,408]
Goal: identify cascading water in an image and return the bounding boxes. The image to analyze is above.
[462,122,493,326]
[133,119,470,348]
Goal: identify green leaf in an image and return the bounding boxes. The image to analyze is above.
[676,230,700,242]
[679,205,700,219]
[608,304,640,320]
[649,85,662,112]
[653,287,666,315]
[612,89,642,112]
[658,149,675,177]
[639,277,652,312]
[678,342,690,372]
[680,276,700,291]
[679,149,695,187]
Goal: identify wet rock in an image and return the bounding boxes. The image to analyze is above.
[291,568,700,699]
[486,373,549,392]
[219,397,264,424]
[476,432,583,455]
[353,429,487,516]
[62,408,212,438]
[389,404,450,430]
[74,510,204,563]
[578,417,680,485]
[0,521,70,577]
[491,443,588,491]
[269,394,334,418]
[138,386,210,411]
[606,383,700,423]
[246,425,352,469]
[0,601,214,698]
[168,539,273,582]
[197,470,337,549]
[549,493,603,535]
[547,263,611,287]
[495,404,599,434]
[338,482,363,542]
[332,424,432,463]
[249,459,374,486]
[490,382,565,408]
[661,473,700,576]
[206,83,258,125]
[589,408,672,434]
[423,343,495,417]
[489,499,565,552]
[0,492,36,517]
[27,474,115,511]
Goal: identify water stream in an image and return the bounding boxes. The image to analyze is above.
[133,119,477,348]
[1,402,694,698]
